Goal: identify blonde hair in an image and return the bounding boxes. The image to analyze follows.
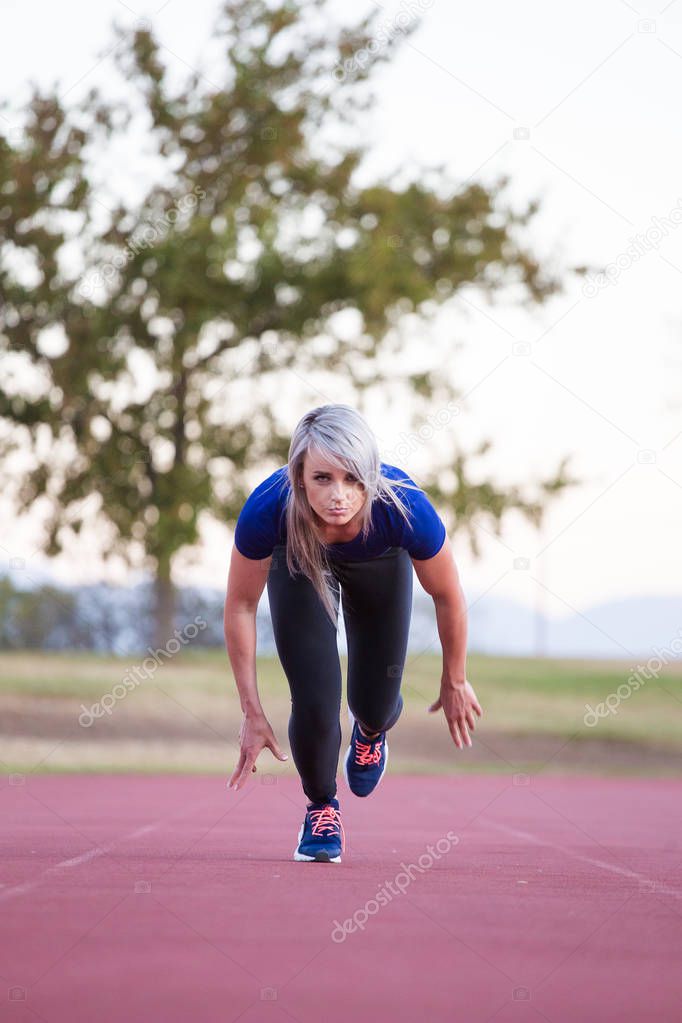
[284,404,423,626]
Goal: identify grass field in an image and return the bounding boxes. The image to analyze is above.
[1,649,681,777]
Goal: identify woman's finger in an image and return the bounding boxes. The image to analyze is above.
[265,736,289,761]
[227,752,246,788]
[447,718,463,749]
[232,755,256,791]
[230,751,257,790]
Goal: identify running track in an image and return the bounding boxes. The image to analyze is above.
[1,774,681,1022]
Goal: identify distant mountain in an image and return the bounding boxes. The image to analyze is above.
[460,592,682,660]
[546,596,682,660]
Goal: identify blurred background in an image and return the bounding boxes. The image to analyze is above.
[1,0,680,776]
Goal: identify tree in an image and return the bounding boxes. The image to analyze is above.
[0,0,578,647]
[0,575,82,649]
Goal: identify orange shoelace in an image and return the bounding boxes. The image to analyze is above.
[354,737,383,766]
[309,805,346,852]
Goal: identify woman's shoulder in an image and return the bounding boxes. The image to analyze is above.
[233,465,289,559]
[244,465,290,505]
[379,461,446,558]
[379,462,422,494]
[380,461,408,481]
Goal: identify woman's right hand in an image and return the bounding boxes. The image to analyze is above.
[228,712,288,791]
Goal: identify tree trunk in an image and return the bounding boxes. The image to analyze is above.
[153,557,175,651]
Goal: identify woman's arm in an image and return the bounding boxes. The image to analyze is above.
[224,549,271,717]
[411,534,467,679]
[411,535,483,748]
[224,548,288,789]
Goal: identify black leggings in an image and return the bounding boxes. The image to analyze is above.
[266,543,413,803]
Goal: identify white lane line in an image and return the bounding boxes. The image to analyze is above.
[0,796,220,904]
[483,819,682,901]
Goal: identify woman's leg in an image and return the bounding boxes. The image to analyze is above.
[333,547,413,736]
[267,545,342,803]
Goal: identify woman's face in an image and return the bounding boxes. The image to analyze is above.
[300,451,366,529]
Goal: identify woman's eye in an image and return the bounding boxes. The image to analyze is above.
[313,474,358,482]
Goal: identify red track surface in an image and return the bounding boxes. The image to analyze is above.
[1,773,681,1022]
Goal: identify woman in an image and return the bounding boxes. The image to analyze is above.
[224,404,482,863]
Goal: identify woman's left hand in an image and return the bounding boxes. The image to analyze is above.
[428,675,483,750]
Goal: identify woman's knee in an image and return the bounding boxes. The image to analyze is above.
[350,693,403,735]
[291,699,339,734]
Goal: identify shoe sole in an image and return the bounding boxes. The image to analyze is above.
[292,821,342,863]
[343,709,389,797]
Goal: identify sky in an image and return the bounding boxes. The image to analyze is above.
[1,0,681,626]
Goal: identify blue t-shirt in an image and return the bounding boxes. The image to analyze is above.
[233,462,446,562]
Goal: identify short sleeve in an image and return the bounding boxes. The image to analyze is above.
[233,472,284,559]
[234,511,276,559]
[401,486,447,560]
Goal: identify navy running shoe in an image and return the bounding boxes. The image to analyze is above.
[343,710,388,797]
[293,797,345,863]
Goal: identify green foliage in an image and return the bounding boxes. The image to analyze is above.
[0,0,580,643]
[0,576,81,649]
